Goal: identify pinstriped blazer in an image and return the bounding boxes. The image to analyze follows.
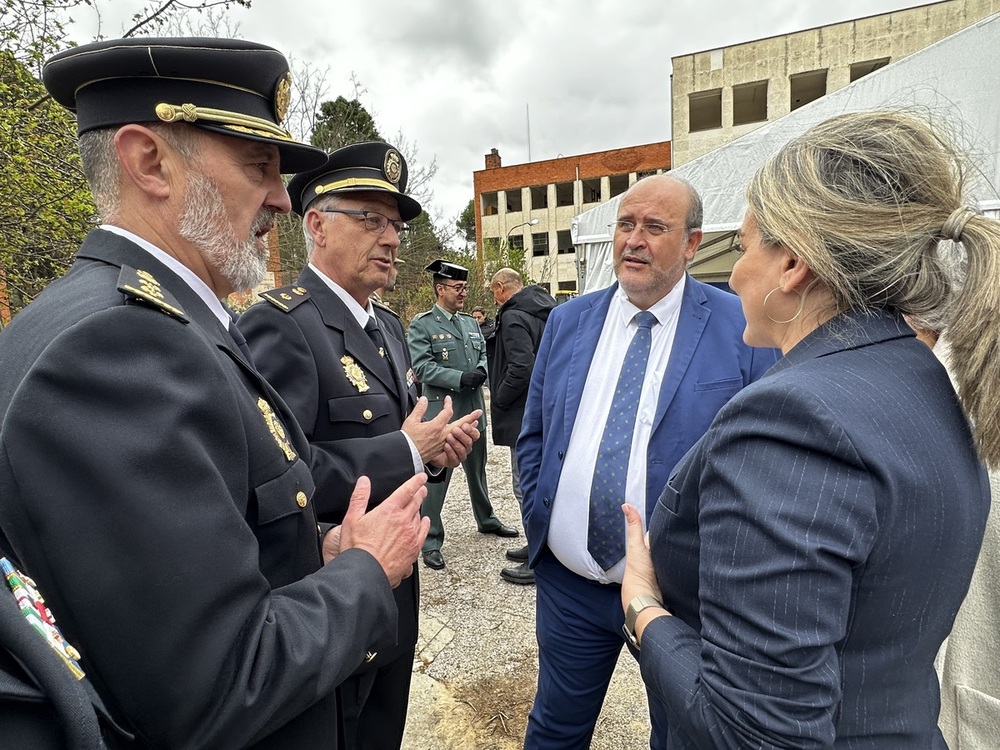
[641,309,989,749]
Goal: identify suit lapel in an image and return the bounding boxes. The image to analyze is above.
[375,308,414,409]
[563,286,615,439]
[302,268,400,398]
[651,278,709,433]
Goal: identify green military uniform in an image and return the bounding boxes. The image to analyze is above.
[407,303,504,551]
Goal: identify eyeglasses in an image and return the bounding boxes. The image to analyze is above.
[320,208,409,236]
[439,283,468,293]
[732,241,745,254]
[609,220,679,237]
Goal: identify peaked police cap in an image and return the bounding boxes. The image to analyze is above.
[42,37,326,173]
[287,141,422,220]
[425,260,468,281]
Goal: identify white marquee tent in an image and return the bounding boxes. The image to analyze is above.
[572,12,1000,292]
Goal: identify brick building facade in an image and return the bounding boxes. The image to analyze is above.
[473,142,671,292]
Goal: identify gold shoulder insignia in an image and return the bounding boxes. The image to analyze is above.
[117,266,189,322]
[259,285,311,313]
[370,297,400,319]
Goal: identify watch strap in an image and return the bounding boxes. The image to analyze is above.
[623,594,663,650]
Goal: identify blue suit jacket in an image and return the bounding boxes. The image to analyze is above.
[641,310,990,749]
[516,277,777,567]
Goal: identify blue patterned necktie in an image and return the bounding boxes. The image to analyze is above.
[588,310,658,570]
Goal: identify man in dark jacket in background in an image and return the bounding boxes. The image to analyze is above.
[489,269,556,585]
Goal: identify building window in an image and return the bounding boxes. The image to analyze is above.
[529,185,548,210]
[531,232,549,256]
[850,57,890,82]
[689,89,722,132]
[733,80,768,125]
[509,235,524,251]
[537,282,551,294]
[582,177,601,204]
[790,69,827,111]
[557,280,577,291]
[504,188,522,212]
[557,230,573,254]
[555,181,574,208]
[609,174,629,198]
[482,192,498,216]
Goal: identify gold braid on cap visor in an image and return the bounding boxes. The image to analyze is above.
[154,102,294,141]
[314,177,401,195]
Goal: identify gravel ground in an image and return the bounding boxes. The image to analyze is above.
[401,393,651,749]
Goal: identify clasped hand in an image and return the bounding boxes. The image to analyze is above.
[459,370,487,391]
[402,395,480,468]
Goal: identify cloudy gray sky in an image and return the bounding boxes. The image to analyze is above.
[78,0,925,230]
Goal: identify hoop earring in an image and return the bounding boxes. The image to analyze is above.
[763,286,805,325]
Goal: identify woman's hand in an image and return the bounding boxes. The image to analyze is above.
[621,504,670,645]
[621,503,663,610]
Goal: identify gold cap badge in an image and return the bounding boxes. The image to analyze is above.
[274,72,292,123]
[384,149,402,185]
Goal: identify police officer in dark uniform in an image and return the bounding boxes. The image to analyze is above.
[407,261,520,570]
[0,38,427,748]
[239,143,479,749]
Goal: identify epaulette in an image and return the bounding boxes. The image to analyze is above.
[117,266,189,323]
[371,297,400,320]
[259,285,310,312]
[411,309,432,320]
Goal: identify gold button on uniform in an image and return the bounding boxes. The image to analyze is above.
[363,409,373,420]
[295,491,308,508]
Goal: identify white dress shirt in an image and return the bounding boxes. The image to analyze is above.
[548,276,686,584]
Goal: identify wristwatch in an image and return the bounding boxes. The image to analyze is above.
[622,594,663,650]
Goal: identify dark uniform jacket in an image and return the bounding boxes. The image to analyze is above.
[239,266,421,516]
[488,285,556,446]
[238,266,420,675]
[0,229,396,749]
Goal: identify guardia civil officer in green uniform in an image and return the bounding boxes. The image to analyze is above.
[407,261,519,570]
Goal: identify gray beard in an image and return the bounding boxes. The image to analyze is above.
[177,171,273,294]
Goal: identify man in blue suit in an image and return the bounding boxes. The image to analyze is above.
[517,174,777,747]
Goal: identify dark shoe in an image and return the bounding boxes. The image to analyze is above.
[422,550,445,570]
[505,544,529,562]
[500,562,535,585]
[480,523,520,538]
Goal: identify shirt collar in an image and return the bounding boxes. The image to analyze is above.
[434,303,455,321]
[614,273,686,328]
[308,262,374,327]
